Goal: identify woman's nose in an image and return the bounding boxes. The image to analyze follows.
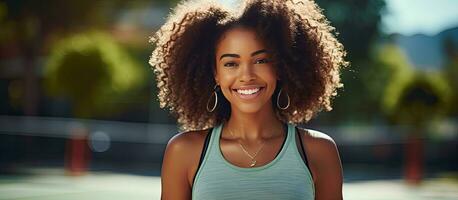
[238,63,256,82]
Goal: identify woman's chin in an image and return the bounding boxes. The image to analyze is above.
[232,103,272,115]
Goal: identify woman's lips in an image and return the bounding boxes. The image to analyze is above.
[233,87,264,100]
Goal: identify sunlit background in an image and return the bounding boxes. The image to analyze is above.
[0,0,457,199]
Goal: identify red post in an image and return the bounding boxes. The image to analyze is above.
[65,125,90,176]
[404,134,423,185]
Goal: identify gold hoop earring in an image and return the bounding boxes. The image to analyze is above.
[206,85,219,112]
[276,88,290,110]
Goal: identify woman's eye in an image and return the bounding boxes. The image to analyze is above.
[255,58,270,64]
[224,62,238,67]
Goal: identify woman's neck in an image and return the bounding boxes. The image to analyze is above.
[225,105,284,141]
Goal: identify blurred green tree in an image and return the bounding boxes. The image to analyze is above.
[1,0,176,115]
[1,0,126,115]
[380,48,452,184]
[383,72,451,126]
[363,43,454,184]
[44,31,146,118]
[365,44,413,112]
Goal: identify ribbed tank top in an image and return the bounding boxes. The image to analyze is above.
[192,123,315,199]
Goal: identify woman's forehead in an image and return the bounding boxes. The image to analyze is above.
[216,27,266,56]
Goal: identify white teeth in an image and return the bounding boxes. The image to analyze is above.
[237,88,261,95]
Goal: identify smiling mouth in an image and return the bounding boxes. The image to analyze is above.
[233,87,264,100]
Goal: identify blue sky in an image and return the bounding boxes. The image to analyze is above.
[382,0,458,36]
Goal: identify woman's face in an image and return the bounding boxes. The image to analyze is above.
[214,27,278,114]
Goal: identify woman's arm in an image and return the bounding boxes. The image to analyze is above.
[161,133,194,200]
[303,129,343,200]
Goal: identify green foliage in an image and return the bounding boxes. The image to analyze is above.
[316,0,386,60]
[0,2,5,20]
[444,60,458,114]
[370,44,414,109]
[314,0,386,124]
[326,44,406,124]
[0,2,14,44]
[382,71,452,126]
[365,44,453,136]
[44,31,146,117]
[442,37,458,116]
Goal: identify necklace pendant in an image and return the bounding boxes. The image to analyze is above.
[250,160,256,167]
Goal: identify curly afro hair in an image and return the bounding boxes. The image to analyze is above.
[149,0,348,131]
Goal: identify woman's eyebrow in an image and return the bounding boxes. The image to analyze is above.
[219,49,268,61]
[219,54,239,60]
[251,49,267,57]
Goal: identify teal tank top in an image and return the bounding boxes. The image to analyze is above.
[192,123,315,199]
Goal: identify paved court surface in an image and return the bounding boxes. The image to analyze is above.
[0,168,457,200]
[0,169,160,200]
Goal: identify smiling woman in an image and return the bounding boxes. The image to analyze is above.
[149,0,348,199]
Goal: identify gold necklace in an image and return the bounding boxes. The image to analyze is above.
[228,129,266,167]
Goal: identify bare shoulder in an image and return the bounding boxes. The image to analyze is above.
[166,130,208,151]
[164,129,209,165]
[296,127,342,171]
[161,129,209,199]
[296,127,338,152]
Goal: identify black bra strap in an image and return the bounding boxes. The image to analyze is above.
[192,128,213,187]
[274,123,289,158]
[296,127,312,172]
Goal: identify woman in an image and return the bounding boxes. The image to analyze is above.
[150,0,348,199]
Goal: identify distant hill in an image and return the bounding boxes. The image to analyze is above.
[388,26,458,70]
